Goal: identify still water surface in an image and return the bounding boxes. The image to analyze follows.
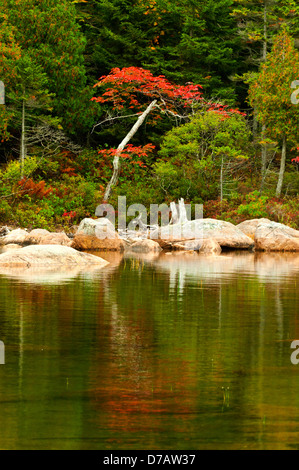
[0,251,299,450]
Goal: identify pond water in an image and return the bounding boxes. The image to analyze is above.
[0,250,299,450]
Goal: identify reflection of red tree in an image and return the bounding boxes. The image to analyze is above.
[88,304,199,436]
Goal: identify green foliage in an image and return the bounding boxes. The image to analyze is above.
[113,179,163,209]
[232,0,299,62]
[201,189,299,229]
[78,0,242,102]
[0,199,12,222]
[159,110,250,161]
[156,110,251,200]
[0,0,93,136]
[12,205,55,231]
[0,157,102,229]
[153,161,179,195]
[0,156,40,184]
[237,192,269,218]
[153,0,242,102]
[1,1,299,231]
[0,17,21,141]
[247,30,299,144]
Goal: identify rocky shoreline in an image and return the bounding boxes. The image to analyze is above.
[1,217,299,267]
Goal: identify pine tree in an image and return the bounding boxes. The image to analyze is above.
[0,0,93,136]
[78,0,242,103]
[9,54,53,177]
[149,0,242,102]
[232,0,299,64]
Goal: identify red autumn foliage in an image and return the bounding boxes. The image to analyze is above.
[92,66,245,118]
[61,167,78,177]
[206,102,246,118]
[92,67,203,111]
[98,143,155,169]
[62,210,77,219]
[17,178,53,199]
[291,146,299,164]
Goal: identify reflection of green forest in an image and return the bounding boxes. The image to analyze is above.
[1,253,299,449]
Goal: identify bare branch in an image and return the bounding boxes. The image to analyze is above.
[91,111,143,134]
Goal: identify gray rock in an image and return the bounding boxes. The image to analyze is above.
[1,244,22,252]
[255,220,299,251]
[38,232,71,246]
[26,229,50,244]
[155,218,254,250]
[172,238,222,254]
[73,217,124,251]
[77,217,117,239]
[128,239,162,253]
[0,226,10,237]
[236,218,271,239]
[0,245,110,268]
[2,228,29,245]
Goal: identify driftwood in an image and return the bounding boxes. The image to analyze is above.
[118,199,189,240]
[170,198,189,225]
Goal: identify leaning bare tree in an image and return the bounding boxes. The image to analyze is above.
[91,67,204,201]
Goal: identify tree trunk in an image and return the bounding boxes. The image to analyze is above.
[103,100,157,202]
[0,81,5,105]
[276,135,287,198]
[220,156,224,204]
[20,99,26,179]
[262,3,268,62]
[260,3,268,193]
[170,198,188,225]
[170,202,179,224]
[178,198,188,223]
[252,108,258,138]
[260,124,267,193]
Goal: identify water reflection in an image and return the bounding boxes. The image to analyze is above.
[0,252,123,284]
[154,252,299,284]
[0,252,299,449]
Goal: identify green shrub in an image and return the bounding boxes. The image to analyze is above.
[0,156,39,183]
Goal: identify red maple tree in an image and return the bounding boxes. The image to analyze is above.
[92,66,203,112]
[92,67,245,201]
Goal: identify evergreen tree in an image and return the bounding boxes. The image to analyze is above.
[78,0,242,103]
[147,0,242,102]
[78,0,158,79]
[232,0,299,64]
[9,54,53,176]
[0,0,94,137]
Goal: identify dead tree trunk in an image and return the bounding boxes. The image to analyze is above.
[20,99,26,179]
[260,2,268,193]
[260,124,267,192]
[276,135,287,198]
[170,198,189,224]
[103,100,157,202]
[220,156,224,204]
